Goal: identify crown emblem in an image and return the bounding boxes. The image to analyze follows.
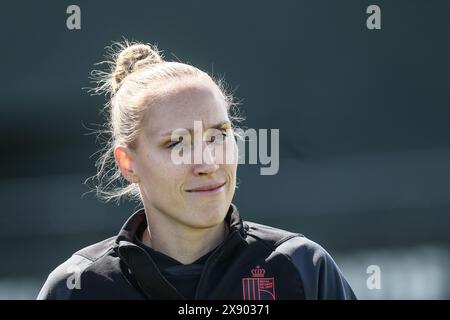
[251,266,266,277]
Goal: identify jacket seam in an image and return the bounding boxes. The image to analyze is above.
[246,232,300,251]
[274,236,308,299]
[274,234,302,247]
[247,234,307,298]
[70,246,115,278]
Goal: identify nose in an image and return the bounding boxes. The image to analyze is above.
[193,142,219,176]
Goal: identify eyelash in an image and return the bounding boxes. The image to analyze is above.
[168,132,228,149]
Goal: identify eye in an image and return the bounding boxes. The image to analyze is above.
[209,132,228,143]
[168,136,183,148]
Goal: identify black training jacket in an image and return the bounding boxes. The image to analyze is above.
[37,204,356,300]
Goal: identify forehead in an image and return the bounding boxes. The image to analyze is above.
[143,80,229,136]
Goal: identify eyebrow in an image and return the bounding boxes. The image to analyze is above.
[159,121,231,138]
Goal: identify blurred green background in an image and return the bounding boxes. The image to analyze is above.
[0,0,449,299]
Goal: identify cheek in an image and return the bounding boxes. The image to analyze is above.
[222,151,238,179]
[227,142,239,178]
[141,152,188,188]
[227,163,238,179]
[218,138,238,165]
[137,151,165,181]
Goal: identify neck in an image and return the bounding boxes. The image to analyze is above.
[141,218,228,265]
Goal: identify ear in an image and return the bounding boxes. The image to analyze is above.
[114,145,140,183]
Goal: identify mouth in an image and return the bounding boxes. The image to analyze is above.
[186,182,226,195]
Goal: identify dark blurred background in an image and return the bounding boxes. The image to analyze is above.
[0,0,449,299]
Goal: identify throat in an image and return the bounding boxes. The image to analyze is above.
[140,223,228,265]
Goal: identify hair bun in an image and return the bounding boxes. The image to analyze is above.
[112,43,163,94]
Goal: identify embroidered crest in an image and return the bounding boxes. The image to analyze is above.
[242,266,276,300]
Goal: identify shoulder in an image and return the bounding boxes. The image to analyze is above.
[37,237,122,300]
[244,220,328,261]
[277,235,357,299]
[244,220,301,247]
[244,221,356,300]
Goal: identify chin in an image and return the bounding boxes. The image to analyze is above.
[189,203,229,228]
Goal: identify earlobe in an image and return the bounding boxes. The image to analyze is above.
[114,146,140,183]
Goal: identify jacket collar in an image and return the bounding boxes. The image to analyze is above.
[113,203,247,299]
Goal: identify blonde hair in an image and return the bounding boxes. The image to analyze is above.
[84,39,243,204]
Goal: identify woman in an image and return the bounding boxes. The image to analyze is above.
[38,40,356,300]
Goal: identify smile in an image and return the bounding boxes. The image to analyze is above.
[186,182,226,195]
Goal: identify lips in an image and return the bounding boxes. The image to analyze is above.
[186,182,226,192]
